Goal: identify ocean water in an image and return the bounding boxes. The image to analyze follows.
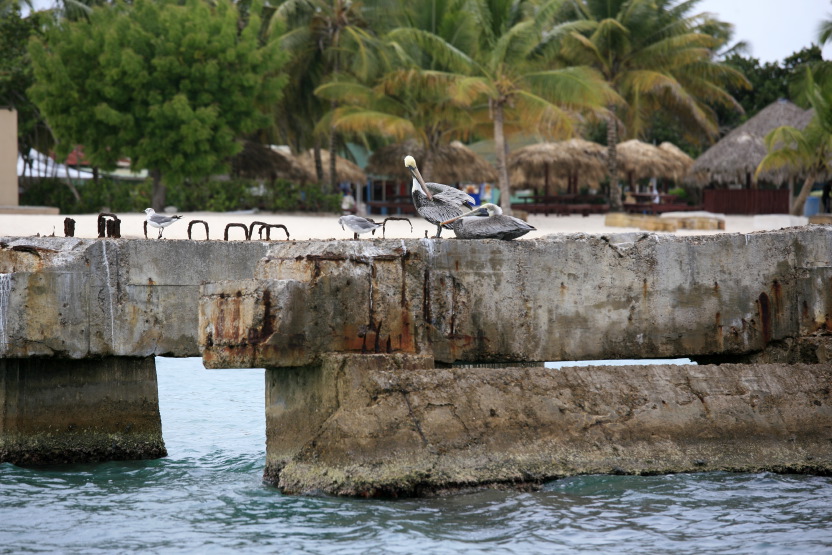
[1,357,831,554]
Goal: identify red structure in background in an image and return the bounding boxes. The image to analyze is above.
[703,189,789,215]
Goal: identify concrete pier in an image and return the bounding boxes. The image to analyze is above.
[2,229,831,495]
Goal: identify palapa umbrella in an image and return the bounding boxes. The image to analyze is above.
[507,139,607,195]
[367,140,497,184]
[230,141,312,182]
[687,99,815,187]
[298,149,367,185]
[658,142,694,180]
[615,139,679,184]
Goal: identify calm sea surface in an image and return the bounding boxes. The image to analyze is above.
[2,357,832,554]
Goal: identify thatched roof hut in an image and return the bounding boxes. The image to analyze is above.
[367,140,497,184]
[230,141,312,182]
[298,149,367,185]
[658,142,694,180]
[508,139,607,194]
[687,99,815,187]
[615,139,684,181]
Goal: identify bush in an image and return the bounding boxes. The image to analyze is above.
[19,175,342,214]
[668,186,689,201]
[19,177,150,213]
[168,178,256,213]
[259,180,341,213]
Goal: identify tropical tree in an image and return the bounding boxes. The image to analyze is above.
[29,0,288,210]
[312,0,485,179]
[316,69,479,178]
[553,0,749,211]
[269,0,391,189]
[385,0,614,213]
[0,5,66,194]
[756,69,832,216]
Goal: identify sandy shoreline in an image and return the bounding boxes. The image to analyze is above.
[0,208,808,241]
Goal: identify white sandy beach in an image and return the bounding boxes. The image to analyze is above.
[0,208,811,241]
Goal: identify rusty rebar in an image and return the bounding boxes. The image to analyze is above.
[97,213,121,238]
[257,224,290,241]
[248,221,269,238]
[381,217,413,238]
[224,223,250,241]
[188,220,209,240]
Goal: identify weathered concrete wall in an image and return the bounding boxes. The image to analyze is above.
[0,237,271,358]
[0,356,165,464]
[202,228,832,367]
[266,354,832,497]
[4,229,831,364]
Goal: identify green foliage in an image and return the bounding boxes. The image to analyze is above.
[0,7,51,153]
[18,174,340,214]
[28,0,289,207]
[166,176,340,213]
[259,179,341,213]
[667,186,688,201]
[166,178,257,213]
[19,177,151,213]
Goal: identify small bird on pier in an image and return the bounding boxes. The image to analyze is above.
[144,208,182,239]
[404,155,474,238]
[440,203,535,240]
[338,215,382,240]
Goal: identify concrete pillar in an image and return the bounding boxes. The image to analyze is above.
[0,108,17,206]
[0,356,166,465]
[264,353,434,491]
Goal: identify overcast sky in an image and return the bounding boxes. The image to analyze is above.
[697,0,832,62]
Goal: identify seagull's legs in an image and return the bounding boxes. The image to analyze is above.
[433,224,443,238]
[157,228,163,239]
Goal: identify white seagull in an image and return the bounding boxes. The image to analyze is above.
[339,215,382,240]
[144,208,182,239]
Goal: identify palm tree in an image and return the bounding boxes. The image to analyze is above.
[554,0,749,211]
[315,69,478,178]
[756,69,832,216]
[269,0,391,190]
[386,0,614,213]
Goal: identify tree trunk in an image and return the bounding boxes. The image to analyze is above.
[328,118,338,192]
[313,142,324,184]
[606,114,623,212]
[790,173,817,216]
[492,100,511,214]
[62,163,81,203]
[150,168,165,212]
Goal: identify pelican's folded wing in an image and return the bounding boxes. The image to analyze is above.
[426,182,476,207]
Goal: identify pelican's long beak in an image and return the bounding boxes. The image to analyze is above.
[409,165,432,200]
[440,207,485,226]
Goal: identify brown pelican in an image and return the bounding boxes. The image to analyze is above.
[338,215,381,240]
[404,155,474,238]
[144,208,182,239]
[440,203,535,240]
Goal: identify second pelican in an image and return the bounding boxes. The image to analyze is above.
[404,155,475,238]
[440,203,535,240]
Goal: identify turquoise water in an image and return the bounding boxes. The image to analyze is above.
[2,357,832,554]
